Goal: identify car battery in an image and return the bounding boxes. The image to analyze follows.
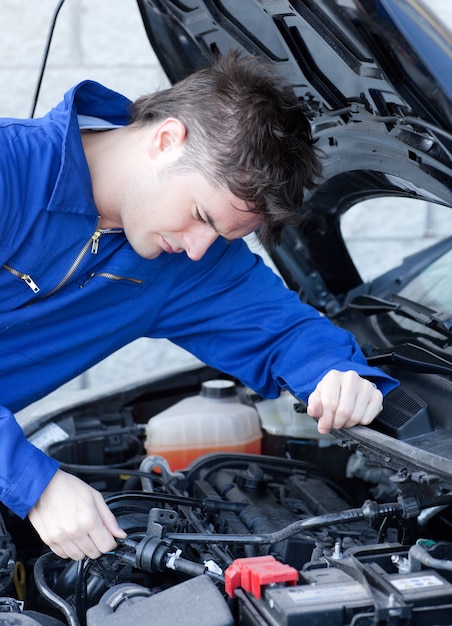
[260,568,373,626]
[260,567,452,625]
[236,546,452,626]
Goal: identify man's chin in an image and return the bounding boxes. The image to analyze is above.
[145,250,163,260]
[130,243,162,260]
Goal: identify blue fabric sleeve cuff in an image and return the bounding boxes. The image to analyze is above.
[0,406,60,519]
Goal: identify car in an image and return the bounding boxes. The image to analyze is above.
[3,0,452,624]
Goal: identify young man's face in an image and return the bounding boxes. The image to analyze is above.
[119,169,262,261]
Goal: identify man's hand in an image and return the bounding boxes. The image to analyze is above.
[307,369,383,434]
[28,469,127,561]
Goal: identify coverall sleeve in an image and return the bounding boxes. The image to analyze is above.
[0,405,59,519]
[145,238,399,401]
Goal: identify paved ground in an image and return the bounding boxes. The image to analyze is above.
[1,0,451,408]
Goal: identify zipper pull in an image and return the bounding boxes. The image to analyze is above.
[21,274,40,293]
[91,231,101,254]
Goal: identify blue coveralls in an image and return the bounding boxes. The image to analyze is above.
[0,81,397,518]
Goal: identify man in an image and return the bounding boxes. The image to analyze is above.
[0,51,397,561]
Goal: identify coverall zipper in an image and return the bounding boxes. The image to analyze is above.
[86,272,143,284]
[2,266,40,293]
[3,217,124,296]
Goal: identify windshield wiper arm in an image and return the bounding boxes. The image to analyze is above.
[348,294,452,338]
[367,342,452,376]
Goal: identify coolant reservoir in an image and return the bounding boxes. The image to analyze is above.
[255,390,335,442]
[145,379,262,470]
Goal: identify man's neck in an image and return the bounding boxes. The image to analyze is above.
[81,128,126,229]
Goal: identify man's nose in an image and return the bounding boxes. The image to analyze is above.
[184,228,218,261]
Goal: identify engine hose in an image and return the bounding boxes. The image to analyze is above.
[409,542,452,572]
[166,500,404,545]
[74,558,92,626]
[34,552,80,626]
[105,489,246,513]
[47,426,144,452]
[164,552,224,582]
[421,495,452,508]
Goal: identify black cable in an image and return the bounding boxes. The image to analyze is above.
[104,489,246,514]
[166,500,403,546]
[193,456,334,484]
[421,495,452,508]
[58,462,153,478]
[29,0,67,118]
[34,551,80,626]
[74,559,91,626]
[47,426,144,457]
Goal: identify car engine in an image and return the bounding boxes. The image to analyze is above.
[3,369,452,626]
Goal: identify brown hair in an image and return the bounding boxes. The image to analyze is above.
[130,50,321,245]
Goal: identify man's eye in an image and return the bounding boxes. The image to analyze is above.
[195,208,206,223]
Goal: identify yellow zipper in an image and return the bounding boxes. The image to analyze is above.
[45,218,104,297]
[3,217,125,298]
[3,264,40,293]
[86,272,143,284]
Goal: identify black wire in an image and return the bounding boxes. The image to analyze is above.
[34,552,80,626]
[74,559,91,626]
[47,425,145,453]
[422,495,452,508]
[48,427,146,475]
[194,457,332,483]
[29,0,67,118]
[58,461,152,478]
[104,489,246,513]
[166,500,403,546]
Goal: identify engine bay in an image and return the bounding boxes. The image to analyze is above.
[4,366,452,626]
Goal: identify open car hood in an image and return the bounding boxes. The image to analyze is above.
[137,0,452,295]
[137,0,452,127]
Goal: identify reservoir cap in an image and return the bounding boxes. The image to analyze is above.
[201,379,237,399]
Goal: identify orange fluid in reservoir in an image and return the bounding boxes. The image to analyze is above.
[149,436,262,471]
[145,381,263,471]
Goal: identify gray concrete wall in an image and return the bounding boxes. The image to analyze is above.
[0,0,169,119]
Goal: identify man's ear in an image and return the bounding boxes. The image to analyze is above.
[147,118,187,160]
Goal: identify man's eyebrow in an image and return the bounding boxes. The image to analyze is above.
[204,210,235,242]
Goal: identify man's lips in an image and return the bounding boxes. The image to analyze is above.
[161,237,175,254]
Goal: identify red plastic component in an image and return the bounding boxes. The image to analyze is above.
[225,555,298,599]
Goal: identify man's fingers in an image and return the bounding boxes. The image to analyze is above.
[308,393,337,434]
[306,388,322,418]
[30,507,113,561]
[93,490,127,540]
[28,470,125,561]
[354,385,383,427]
[337,378,383,429]
[307,370,384,434]
[49,536,100,562]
